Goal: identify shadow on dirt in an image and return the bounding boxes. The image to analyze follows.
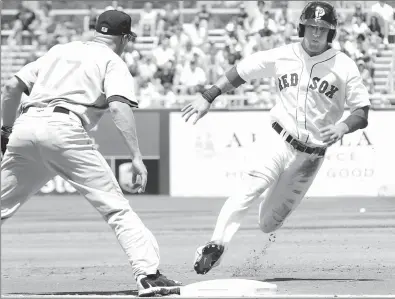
[8,290,139,296]
[9,278,382,296]
[263,278,381,282]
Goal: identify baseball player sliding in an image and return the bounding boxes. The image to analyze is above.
[1,10,180,297]
[182,1,370,275]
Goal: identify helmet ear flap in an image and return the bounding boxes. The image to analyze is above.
[298,24,305,38]
[327,29,336,42]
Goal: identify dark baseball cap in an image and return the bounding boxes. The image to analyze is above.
[95,10,137,40]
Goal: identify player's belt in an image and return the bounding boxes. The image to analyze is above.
[272,122,326,157]
[22,106,71,115]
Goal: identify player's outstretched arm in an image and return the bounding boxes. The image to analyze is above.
[109,100,147,193]
[181,66,246,125]
[182,49,275,125]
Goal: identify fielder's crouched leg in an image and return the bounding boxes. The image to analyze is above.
[86,191,183,297]
[39,131,182,294]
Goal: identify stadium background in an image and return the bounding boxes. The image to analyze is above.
[2,0,394,197]
[1,1,395,297]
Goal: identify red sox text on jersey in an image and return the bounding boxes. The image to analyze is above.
[278,73,339,99]
[236,43,369,146]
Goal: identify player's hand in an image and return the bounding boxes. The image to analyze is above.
[130,157,148,194]
[181,97,211,125]
[320,123,349,146]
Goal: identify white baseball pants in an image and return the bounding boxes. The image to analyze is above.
[1,107,159,279]
[211,124,324,245]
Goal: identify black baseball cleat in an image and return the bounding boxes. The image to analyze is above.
[194,241,225,275]
[137,270,182,297]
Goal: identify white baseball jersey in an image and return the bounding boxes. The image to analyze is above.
[15,41,138,131]
[237,42,371,147]
[3,42,160,278]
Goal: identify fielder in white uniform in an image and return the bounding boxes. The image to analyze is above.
[182,1,370,275]
[1,10,181,296]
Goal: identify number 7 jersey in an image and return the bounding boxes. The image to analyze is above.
[15,41,138,131]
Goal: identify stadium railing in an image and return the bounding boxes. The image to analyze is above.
[0,7,361,19]
[2,6,395,107]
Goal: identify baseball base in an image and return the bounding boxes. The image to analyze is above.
[178,278,277,297]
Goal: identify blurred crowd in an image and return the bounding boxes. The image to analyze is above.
[3,1,395,107]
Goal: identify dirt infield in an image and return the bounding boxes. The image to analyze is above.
[2,195,395,296]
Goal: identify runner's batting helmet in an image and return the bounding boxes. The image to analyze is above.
[298,1,338,43]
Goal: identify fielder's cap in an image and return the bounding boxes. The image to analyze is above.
[95,10,137,40]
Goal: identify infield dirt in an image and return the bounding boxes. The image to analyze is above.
[2,195,395,296]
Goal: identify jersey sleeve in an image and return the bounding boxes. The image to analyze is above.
[236,49,277,82]
[104,58,138,107]
[345,61,371,112]
[14,55,45,95]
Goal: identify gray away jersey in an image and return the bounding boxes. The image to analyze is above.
[15,41,138,130]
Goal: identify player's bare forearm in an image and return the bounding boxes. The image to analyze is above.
[1,76,26,127]
[341,105,369,134]
[109,101,142,160]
